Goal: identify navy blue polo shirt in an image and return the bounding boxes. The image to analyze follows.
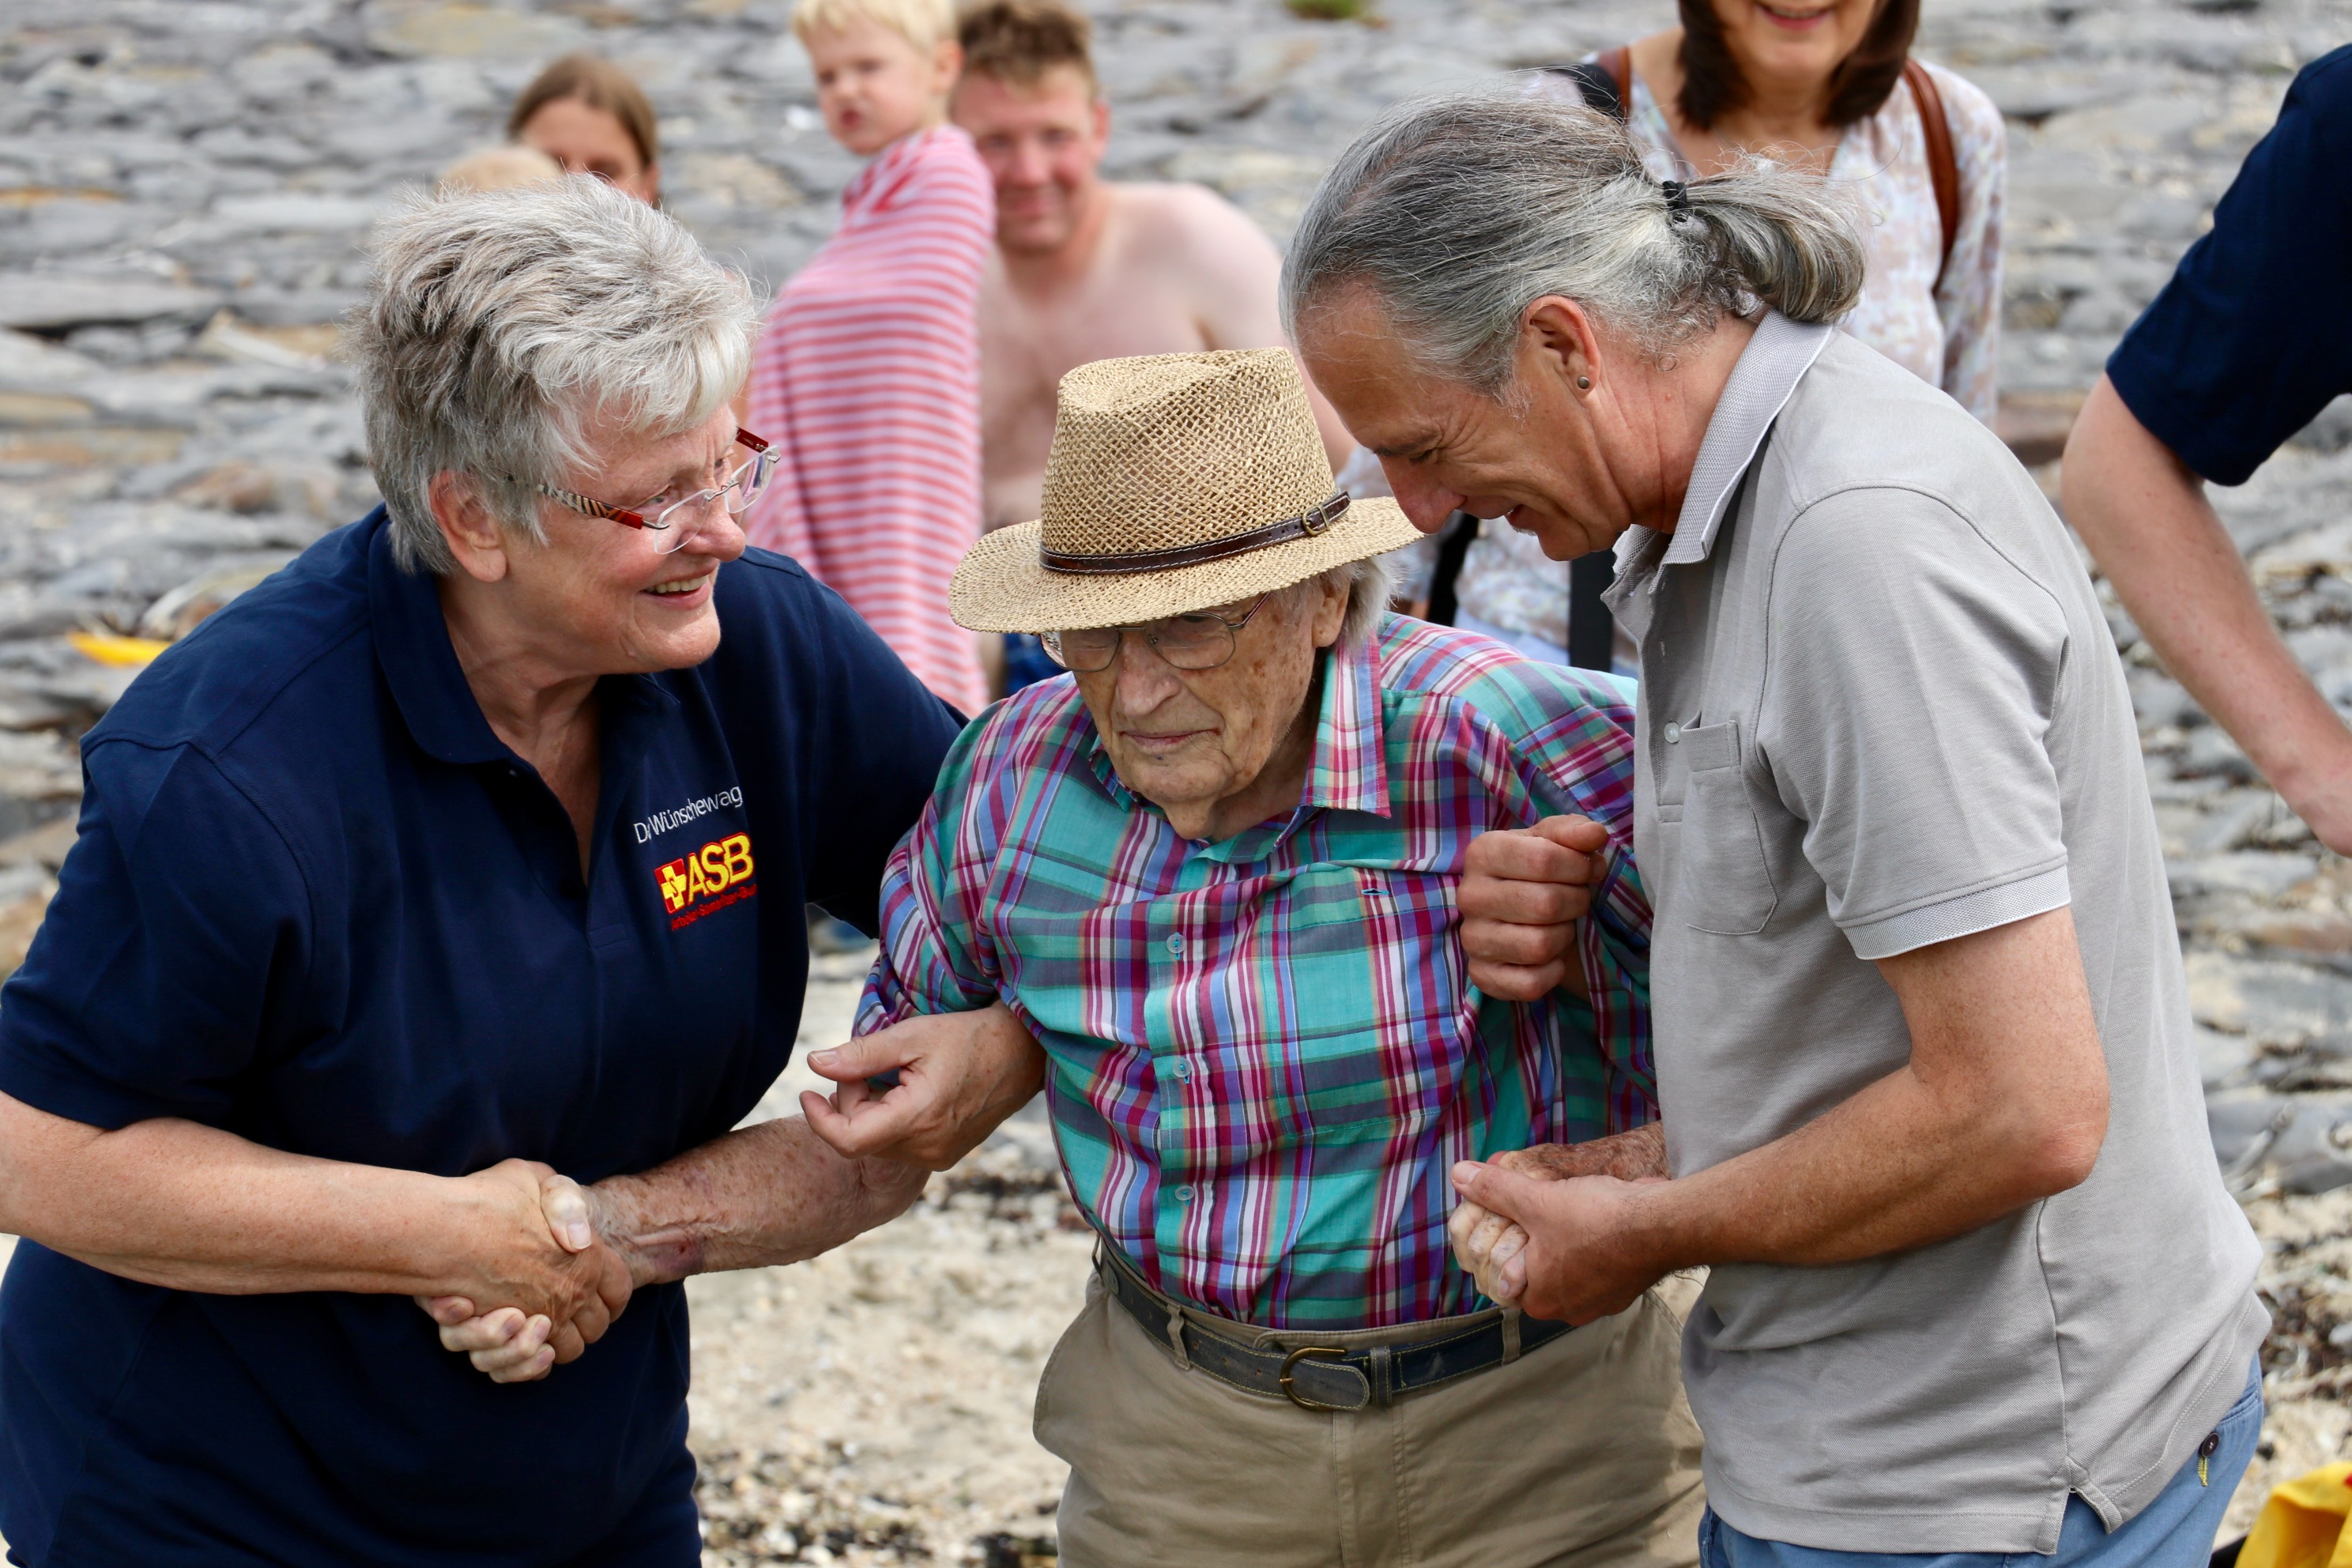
[0,510,963,1566]
[2107,43,2352,485]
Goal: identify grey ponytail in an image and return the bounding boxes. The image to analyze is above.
[1676,158,1868,328]
[1282,87,1865,394]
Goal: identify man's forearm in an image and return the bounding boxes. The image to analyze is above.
[1616,909,2107,1272]
[587,1117,927,1285]
[1623,1064,2072,1272]
[1507,1122,1665,1183]
[2064,376,2352,841]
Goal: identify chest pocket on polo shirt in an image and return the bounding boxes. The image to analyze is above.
[1676,719,1778,936]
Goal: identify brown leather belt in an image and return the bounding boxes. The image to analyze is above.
[1095,1243,1571,1412]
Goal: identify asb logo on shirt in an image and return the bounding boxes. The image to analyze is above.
[657,833,756,930]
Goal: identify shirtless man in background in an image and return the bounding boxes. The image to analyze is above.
[953,0,1352,535]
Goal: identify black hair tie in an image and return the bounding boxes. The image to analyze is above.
[1662,179,1692,221]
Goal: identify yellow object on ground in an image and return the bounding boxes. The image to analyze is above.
[2240,1462,2352,1568]
[66,630,169,667]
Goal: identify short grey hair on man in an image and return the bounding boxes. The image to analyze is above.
[1281,89,1866,395]
[352,176,759,575]
[1293,548,1400,649]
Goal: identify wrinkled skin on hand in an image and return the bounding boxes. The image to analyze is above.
[424,1114,936,1383]
[417,1165,631,1384]
[1450,1159,1674,1324]
[1447,1125,1666,1304]
[801,1002,1046,1170]
[1460,816,1609,1001]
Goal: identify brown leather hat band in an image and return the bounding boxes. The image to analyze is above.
[1039,492,1350,576]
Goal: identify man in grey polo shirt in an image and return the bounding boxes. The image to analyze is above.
[1285,92,2264,1566]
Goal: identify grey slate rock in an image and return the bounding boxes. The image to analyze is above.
[0,274,223,331]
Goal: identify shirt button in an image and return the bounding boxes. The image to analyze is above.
[1166,933,1185,956]
[1664,722,1682,744]
[1172,1058,1192,1082]
[1175,1185,1195,1204]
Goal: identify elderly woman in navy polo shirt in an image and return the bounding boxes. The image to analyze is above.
[0,179,1034,1567]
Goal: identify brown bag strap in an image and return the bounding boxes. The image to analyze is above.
[1902,57,1961,292]
[1600,44,1633,114]
[1548,44,1635,122]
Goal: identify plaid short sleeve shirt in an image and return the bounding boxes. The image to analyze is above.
[859,616,1653,1329]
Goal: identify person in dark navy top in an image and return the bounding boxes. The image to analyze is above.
[2064,43,2352,855]
[0,179,1035,1566]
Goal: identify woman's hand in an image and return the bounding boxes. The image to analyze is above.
[416,1162,632,1384]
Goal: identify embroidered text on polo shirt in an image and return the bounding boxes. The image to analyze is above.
[658,833,756,929]
[632,784,746,844]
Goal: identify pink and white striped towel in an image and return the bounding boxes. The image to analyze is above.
[744,124,993,712]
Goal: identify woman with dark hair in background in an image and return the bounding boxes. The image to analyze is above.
[509,52,662,205]
[1562,0,2002,418]
[1405,0,2005,675]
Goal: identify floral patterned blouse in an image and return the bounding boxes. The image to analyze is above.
[1402,56,2007,654]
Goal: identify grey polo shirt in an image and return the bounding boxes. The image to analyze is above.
[1608,313,2266,1553]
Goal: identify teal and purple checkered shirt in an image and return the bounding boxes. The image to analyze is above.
[859,616,1651,1329]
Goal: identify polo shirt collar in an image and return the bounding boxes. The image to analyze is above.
[367,515,513,766]
[364,514,688,770]
[1612,311,1834,575]
[1083,628,1392,851]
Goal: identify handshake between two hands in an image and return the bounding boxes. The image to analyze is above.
[413,1160,629,1385]
[414,1004,1036,1384]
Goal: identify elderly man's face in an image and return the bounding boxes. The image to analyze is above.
[497,404,748,676]
[1299,290,1628,562]
[1074,577,1349,842]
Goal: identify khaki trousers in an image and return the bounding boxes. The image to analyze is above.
[1035,1272,1706,1568]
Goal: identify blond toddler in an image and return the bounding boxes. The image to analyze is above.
[742,0,994,711]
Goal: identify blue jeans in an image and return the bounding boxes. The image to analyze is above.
[1698,1361,2262,1568]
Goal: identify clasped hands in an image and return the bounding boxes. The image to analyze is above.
[418,1002,1042,1383]
[1447,814,1680,1324]
[1447,1127,1674,1323]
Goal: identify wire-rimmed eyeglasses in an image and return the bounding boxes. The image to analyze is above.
[1042,594,1273,673]
[534,429,778,554]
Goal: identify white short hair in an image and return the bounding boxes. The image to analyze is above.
[1304,550,1401,648]
[352,176,758,575]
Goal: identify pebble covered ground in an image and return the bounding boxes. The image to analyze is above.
[7,0,2352,1559]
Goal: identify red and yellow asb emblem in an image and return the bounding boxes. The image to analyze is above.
[656,833,756,929]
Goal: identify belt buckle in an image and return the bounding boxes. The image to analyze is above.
[1277,1344,1354,1411]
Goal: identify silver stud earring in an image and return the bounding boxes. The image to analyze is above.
[1577,375,1592,390]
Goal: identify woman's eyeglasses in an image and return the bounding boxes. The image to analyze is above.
[534,430,778,554]
[1042,594,1273,673]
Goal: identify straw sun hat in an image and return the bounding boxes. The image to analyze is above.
[949,349,1422,634]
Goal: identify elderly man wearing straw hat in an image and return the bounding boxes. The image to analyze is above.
[799,347,1703,1567]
